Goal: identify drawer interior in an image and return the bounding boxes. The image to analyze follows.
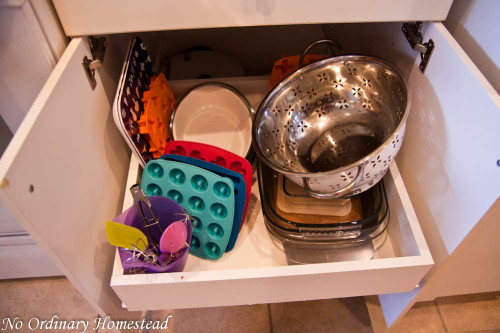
[117,154,423,272]
[109,73,432,310]
[110,143,431,311]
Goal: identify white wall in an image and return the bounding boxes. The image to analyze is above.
[445,0,500,93]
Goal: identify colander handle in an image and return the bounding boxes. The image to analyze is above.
[303,163,366,199]
[299,39,343,68]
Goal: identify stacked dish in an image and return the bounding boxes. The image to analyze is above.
[170,82,255,162]
[139,141,253,260]
[276,176,352,216]
[258,161,389,264]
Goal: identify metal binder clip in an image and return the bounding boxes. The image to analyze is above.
[130,184,163,251]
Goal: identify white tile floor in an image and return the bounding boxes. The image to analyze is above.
[0,277,499,333]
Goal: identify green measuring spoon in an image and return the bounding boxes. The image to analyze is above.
[105,220,149,251]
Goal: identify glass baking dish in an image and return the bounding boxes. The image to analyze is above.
[258,161,389,264]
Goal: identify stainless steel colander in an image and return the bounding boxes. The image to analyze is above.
[253,40,409,198]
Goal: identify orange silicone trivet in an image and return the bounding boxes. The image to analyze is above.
[269,54,328,90]
[138,73,175,158]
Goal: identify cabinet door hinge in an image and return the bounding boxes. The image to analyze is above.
[82,36,107,90]
[402,22,434,73]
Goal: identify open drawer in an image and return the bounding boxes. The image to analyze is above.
[1,19,498,327]
[110,76,433,309]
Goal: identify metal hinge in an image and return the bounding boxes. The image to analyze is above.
[82,36,107,90]
[402,22,435,73]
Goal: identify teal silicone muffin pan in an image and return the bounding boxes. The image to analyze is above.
[161,154,246,252]
[141,159,235,260]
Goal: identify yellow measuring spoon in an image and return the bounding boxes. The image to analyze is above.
[105,220,149,251]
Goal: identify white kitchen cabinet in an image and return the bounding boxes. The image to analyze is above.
[51,0,453,36]
[0,1,498,329]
